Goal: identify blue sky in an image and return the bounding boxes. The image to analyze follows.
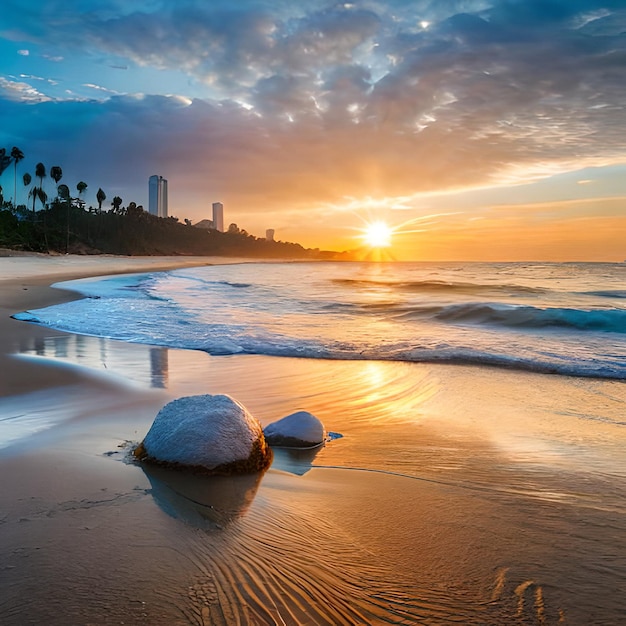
[1,0,625,259]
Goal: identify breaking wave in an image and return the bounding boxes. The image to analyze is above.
[333,277,547,296]
[581,290,626,299]
[11,262,626,381]
[431,302,626,333]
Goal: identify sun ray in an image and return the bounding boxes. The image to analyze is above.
[362,221,393,247]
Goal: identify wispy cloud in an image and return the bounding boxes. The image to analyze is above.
[0,77,51,103]
[20,74,59,86]
[83,83,121,94]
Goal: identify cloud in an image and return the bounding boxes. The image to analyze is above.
[0,77,51,102]
[1,0,625,245]
[17,49,29,56]
[83,83,121,94]
[20,74,59,86]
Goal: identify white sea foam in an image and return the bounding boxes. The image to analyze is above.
[12,261,626,379]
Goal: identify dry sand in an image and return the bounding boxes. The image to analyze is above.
[0,254,625,625]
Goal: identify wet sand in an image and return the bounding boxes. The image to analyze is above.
[0,255,625,625]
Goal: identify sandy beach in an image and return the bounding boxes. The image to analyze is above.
[1,254,625,625]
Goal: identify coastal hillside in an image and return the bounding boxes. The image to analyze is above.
[0,201,341,259]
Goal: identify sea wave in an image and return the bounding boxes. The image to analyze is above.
[431,303,626,333]
[332,277,547,296]
[11,264,626,382]
[581,290,626,299]
[13,309,626,380]
[216,280,252,288]
[340,300,626,334]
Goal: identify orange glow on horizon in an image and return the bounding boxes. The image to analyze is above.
[232,194,626,262]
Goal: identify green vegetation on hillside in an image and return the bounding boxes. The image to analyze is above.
[0,147,340,259]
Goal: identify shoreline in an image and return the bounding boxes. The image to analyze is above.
[0,254,275,397]
[0,254,625,624]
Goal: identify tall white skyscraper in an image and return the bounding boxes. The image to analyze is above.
[148,175,168,218]
[212,202,224,232]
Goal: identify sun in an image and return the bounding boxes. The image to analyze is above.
[362,221,393,247]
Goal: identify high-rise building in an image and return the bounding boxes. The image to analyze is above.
[266,229,275,241]
[148,175,168,218]
[212,202,224,232]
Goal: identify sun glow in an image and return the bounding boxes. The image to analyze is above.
[362,221,393,247]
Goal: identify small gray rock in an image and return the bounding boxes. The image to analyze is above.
[264,411,325,448]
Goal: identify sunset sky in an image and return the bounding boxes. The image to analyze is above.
[1,0,625,260]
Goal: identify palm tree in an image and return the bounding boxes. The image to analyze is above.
[57,183,71,253]
[23,173,36,215]
[76,181,87,210]
[57,184,70,201]
[34,187,49,250]
[22,172,34,217]
[35,162,46,189]
[33,163,46,216]
[36,187,47,210]
[11,147,24,207]
[50,165,63,192]
[0,149,11,177]
[96,188,106,212]
[29,185,47,214]
[50,166,63,241]
[111,196,123,213]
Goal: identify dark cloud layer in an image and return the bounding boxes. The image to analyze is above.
[1,0,625,233]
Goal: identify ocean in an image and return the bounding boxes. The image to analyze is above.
[14,260,626,379]
[4,260,626,624]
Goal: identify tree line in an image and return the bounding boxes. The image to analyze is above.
[0,146,338,259]
[0,147,107,215]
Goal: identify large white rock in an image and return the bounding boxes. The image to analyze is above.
[264,410,325,448]
[135,394,272,474]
